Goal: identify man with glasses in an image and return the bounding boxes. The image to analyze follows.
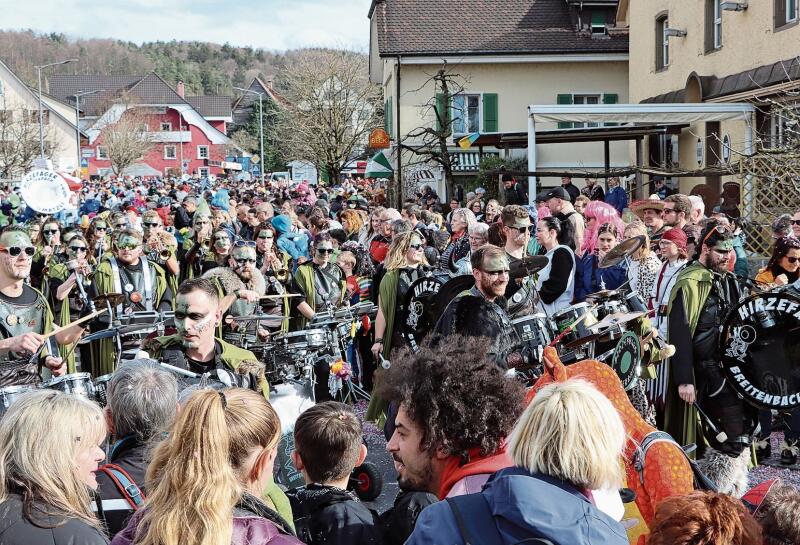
[501,205,535,316]
[203,239,271,341]
[0,226,84,385]
[89,228,173,376]
[433,245,523,369]
[142,210,179,282]
[662,194,692,230]
[30,218,65,291]
[664,221,756,489]
[293,233,346,331]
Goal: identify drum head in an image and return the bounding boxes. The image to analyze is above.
[435,275,475,318]
[720,292,800,410]
[611,331,640,391]
[401,276,444,349]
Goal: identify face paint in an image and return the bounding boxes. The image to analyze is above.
[0,231,34,280]
[232,247,257,261]
[2,231,32,249]
[116,234,141,250]
[482,255,509,272]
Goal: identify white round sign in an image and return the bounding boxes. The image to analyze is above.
[722,134,731,163]
[19,169,71,214]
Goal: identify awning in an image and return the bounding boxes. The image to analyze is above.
[529,103,755,124]
[407,168,437,184]
[365,150,393,178]
[450,151,500,172]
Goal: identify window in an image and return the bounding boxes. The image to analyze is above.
[160,122,172,131]
[591,11,607,34]
[198,167,210,178]
[706,0,722,51]
[197,145,209,159]
[573,94,601,128]
[164,145,177,160]
[96,146,109,160]
[451,94,481,134]
[789,0,800,22]
[770,106,799,147]
[656,15,669,70]
[777,0,799,27]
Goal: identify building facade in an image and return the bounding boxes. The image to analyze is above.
[369,0,630,200]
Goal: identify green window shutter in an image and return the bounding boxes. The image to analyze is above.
[386,97,394,137]
[557,94,573,129]
[384,99,389,132]
[482,93,499,132]
[603,93,619,126]
[435,92,450,135]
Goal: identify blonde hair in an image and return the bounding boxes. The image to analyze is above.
[624,220,652,260]
[137,388,281,545]
[509,379,625,490]
[0,390,106,528]
[384,230,427,271]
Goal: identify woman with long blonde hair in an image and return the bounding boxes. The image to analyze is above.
[0,390,108,545]
[112,388,300,545]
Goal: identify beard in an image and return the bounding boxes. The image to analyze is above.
[238,268,253,281]
[393,453,434,492]
[3,259,30,280]
[477,276,507,298]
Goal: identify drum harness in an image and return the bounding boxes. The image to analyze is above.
[108,257,154,314]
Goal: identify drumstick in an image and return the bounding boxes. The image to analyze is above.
[259,294,302,299]
[44,309,107,340]
[219,294,237,314]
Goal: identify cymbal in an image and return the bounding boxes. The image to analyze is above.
[591,311,648,331]
[93,293,125,307]
[585,289,620,301]
[509,255,549,279]
[599,236,645,269]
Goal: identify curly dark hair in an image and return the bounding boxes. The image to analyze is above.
[378,336,525,463]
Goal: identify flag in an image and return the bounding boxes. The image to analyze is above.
[458,132,480,149]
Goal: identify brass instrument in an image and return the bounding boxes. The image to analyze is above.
[147,231,177,264]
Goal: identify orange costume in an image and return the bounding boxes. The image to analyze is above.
[527,347,694,545]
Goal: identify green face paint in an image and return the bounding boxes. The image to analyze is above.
[232,246,256,261]
[712,240,734,252]
[482,255,509,272]
[115,234,141,251]
[1,231,32,249]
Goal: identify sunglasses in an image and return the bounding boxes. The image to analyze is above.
[95,226,108,231]
[258,234,274,240]
[114,223,127,229]
[701,224,731,248]
[143,222,161,228]
[785,256,800,264]
[409,243,424,250]
[316,248,334,255]
[69,246,88,253]
[115,242,139,250]
[0,246,35,257]
[481,269,509,277]
[234,240,256,248]
[43,229,59,235]
[510,225,534,234]
[234,257,256,265]
[791,220,800,226]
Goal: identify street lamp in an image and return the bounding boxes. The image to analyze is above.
[234,86,265,183]
[73,89,104,177]
[35,58,78,162]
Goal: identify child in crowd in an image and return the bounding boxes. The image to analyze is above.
[288,402,381,545]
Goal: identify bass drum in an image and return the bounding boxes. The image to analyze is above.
[401,276,445,350]
[271,380,315,490]
[720,292,800,410]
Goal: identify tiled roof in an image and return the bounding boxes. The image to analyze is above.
[186,95,233,118]
[371,0,628,56]
[47,74,141,116]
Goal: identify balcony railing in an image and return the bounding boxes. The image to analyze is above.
[146,131,192,143]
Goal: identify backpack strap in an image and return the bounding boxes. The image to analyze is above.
[633,431,718,492]
[98,463,145,509]
[445,494,501,545]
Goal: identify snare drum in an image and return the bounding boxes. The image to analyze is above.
[552,303,598,347]
[42,372,95,398]
[512,314,553,350]
[273,329,328,352]
[0,385,37,416]
[94,374,114,406]
[624,291,649,313]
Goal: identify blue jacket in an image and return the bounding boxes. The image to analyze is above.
[604,186,628,216]
[575,253,627,302]
[406,467,627,545]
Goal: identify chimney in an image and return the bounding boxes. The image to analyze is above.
[176,80,185,98]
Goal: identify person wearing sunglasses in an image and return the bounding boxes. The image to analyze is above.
[431,244,524,370]
[756,235,800,289]
[89,228,173,377]
[205,228,234,273]
[664,221,757,493]
[0,226,85,384]
[30,218,64,294]
[179,208,214,282]
[500,205,536,315]
[142,210,179,281]
[86,217,111,263]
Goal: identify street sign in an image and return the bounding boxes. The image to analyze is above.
[80,158,88,168]
[81,148,94,158]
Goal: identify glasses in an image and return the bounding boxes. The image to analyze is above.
[791,220,800,226]
[115,242,139,251]
[69,246,88,253]
[701,224,731,248]
[42,229,59,235]
[663,208,677,215]
[95,226,107,231]
[510,225,534,234]
[0,246,35,257]
[316,248,334,255]
[481,269,509,278]
[143,222,161,228]
[785,256,800,264]
[234,257,256,265]
[409,244,424,250]
[234,240,256,248]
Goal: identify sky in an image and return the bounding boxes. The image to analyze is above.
[0,0,373,51]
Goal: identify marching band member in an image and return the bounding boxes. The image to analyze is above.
[179,200,214,282]
[89,228,172,376]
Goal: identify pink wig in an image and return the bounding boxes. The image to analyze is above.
[582,200,625,255]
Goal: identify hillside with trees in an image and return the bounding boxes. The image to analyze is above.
[0,29,292,95]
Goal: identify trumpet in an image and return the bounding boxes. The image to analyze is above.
[147,231,177,264]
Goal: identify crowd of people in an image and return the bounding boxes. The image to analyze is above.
[0,170,797,545]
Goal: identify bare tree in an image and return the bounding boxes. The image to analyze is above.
[94,96,156,176]
[277,49,381,184]
[401,63,467,202]
[0,97,58,178]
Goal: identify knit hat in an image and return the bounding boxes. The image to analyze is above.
[661,227,687,251]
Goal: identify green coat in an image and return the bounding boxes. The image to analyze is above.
[89,258,170,377]
[365,269,401,425]
[293,263,346,331]
[47,262,78,373]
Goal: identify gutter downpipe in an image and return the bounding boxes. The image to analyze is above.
[527,107,537,205]
[396,55,402,207]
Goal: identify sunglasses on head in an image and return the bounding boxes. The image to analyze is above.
[701,224,731,248]
[0,246,35,257]
[234,240,256,248]
[234,257,256,265]
[69,245,88,253]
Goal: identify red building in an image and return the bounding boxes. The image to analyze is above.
[48,72,241,178]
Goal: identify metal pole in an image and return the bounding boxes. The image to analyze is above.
[259,93,265,184]
[75,95,81,174]
[38,67,44,159]
[527,109,537,205]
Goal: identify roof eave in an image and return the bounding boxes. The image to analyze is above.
[379,47,629,58]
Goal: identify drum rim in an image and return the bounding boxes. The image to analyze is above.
[0,385,39,393]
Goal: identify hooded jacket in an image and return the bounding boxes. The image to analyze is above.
[406,467,628,545]
[286,484,381,545]
[271,215,309,261]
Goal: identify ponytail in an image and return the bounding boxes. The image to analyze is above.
[137,390,239,545]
